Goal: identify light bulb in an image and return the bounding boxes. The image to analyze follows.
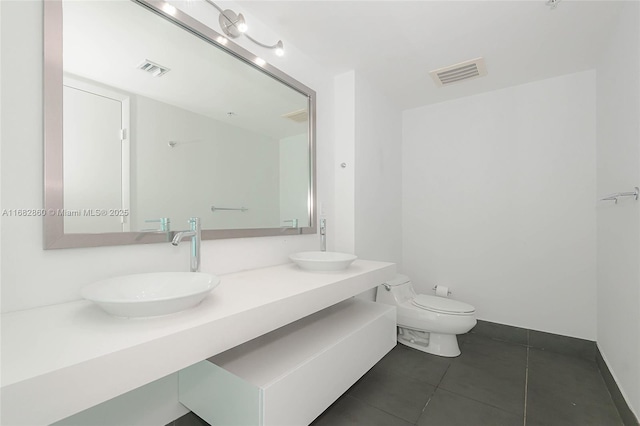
[237,14,248,33]
[161,3,177,15]
[275,40,284,57]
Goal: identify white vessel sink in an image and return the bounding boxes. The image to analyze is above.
[289,251,358,271]
[82,272,220,318]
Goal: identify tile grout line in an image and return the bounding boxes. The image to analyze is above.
[346,393,417,425]
[417,395,434,424]
[416,363,453,419]
[435,363,452,388]
[436,387,524,416]
[436,360,522,417]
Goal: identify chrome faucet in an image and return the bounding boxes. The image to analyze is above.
[172,217,201,272]
[320,218,326,252]
[143,217,171,232]
[283,218,299,228]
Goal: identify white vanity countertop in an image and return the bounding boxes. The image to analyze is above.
[0,260,395,426]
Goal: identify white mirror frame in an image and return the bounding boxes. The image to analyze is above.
[43,0,317,249]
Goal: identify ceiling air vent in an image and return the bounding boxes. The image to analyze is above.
[282,108,308,123]
[430,57,487,87]
[137,59,170,77]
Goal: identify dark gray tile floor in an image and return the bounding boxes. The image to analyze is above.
[174,332,624,426]
[311,332,624,426]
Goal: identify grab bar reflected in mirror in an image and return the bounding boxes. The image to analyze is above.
[211,206,248,212]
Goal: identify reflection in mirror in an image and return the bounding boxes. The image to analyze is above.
[47,0,315,247]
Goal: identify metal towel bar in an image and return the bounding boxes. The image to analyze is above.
[600,187,639,204]
[211,206,248,212]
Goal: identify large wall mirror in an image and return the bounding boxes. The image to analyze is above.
[44,0,316,249]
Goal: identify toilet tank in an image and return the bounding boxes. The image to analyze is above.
[376,275,415,306]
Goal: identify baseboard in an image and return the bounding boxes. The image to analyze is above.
[596,347,640,426]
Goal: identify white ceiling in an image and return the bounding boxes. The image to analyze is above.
[239,1,625,110]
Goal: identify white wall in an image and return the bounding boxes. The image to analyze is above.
[333,71,356,253]
[133,95,281,231]
[354,75,403,265]
[595,2,640,417]
[0,1,335,424]
[332,70,404,301]
[402,71,597,340]
[333,70,404,267]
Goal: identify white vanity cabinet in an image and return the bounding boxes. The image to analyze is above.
[2,260,395,425]
[178,299,396,426]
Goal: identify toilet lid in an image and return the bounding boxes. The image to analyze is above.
[412,295,475,314]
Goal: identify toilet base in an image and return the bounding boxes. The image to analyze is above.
[397,327,461,357]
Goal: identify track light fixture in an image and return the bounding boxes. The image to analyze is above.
[204,0,285,57]
[218,9,247,38]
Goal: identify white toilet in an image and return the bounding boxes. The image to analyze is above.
[376,275,476,357]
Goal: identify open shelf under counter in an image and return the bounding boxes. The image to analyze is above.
[0,260,395,426]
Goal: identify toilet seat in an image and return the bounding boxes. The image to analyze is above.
[412,295,475,315]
